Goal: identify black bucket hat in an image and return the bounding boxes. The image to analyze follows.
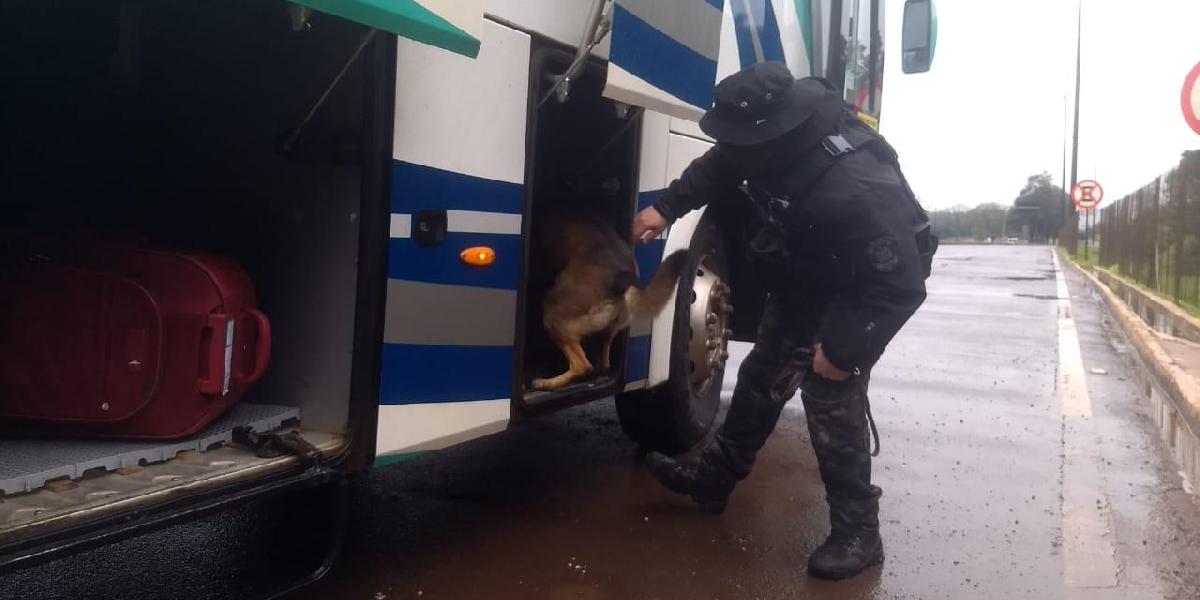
[698,62,829,146]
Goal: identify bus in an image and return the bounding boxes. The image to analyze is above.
[0,0,935,580]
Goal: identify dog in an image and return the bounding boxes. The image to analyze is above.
[531,214,688,391]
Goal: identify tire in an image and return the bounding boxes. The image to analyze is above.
[616,217,731,453]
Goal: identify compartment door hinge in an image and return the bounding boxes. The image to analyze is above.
[539,0,615,108]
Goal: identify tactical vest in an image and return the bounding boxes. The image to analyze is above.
[743,94,938,280]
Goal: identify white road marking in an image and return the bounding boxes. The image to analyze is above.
[1056,252,1091,418]
[1054,251,1120,591]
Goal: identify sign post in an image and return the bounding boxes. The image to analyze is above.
[1183,61,1200,136]
[1071,180,1104,260]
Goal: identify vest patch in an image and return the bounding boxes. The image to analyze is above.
[867,236,901,272]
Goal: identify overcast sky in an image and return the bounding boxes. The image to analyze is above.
[879,0,1200,211]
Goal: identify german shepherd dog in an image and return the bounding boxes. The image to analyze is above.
[531,215,688,391]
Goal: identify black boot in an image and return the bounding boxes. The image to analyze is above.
[644,447,736,513]
[806,487,884,580]
[646,294,812,514]
[800,372,883,581]
[644,344,802,514]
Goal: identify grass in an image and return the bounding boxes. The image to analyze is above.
[1064,246,1200,320]
[1070,247,1100,269]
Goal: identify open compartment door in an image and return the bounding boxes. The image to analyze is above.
[374,20,530,463]
[603,0,725,121]
[291,0,484,57]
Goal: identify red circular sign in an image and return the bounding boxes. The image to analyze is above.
[1071,180,1104,210]
[1185,61,1200,135]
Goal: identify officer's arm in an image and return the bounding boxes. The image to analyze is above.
[653,146,740,222]
[816,193,928,374]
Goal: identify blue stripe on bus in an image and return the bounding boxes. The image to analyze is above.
[638,189,665,211]
[626,335,651,382]
[732,0,787,68]
[389,234,522,290]
[730,0,754,67]
[634,239,668,286]
[703,0,725,9]
[610,4,717,110]
[379,343,513,404]
[758,0,786,63]
[392,160,524,214]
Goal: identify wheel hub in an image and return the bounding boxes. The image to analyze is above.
[687,256,732,399]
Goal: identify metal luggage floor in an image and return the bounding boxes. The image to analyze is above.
[0,403,300,496]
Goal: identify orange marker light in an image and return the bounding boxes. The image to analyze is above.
[460,246,496,267]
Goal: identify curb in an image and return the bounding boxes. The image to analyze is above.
[1058,248,1200,488]
[1091,269,1200,345]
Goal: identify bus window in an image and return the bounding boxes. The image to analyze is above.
[837,0,884,120]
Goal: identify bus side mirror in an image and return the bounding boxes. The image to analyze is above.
[901,0,937,74]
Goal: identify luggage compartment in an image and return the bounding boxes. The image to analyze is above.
[1,241,272,439]
[517,44,643,407]
[0,0,377,538]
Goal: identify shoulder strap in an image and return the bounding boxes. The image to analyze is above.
[847,120,939,277]
[783,109,877,201]
[857,131,922,209]
[835,115,933,225]
[775,92,933,228]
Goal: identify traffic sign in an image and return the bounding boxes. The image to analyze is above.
[1071,180,1104,210]
[1184,61,1200,135]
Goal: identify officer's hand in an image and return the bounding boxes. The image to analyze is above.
[631,206,668,245]
[813,343,851,381]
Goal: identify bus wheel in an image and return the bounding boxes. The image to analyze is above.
[616,219,731,453]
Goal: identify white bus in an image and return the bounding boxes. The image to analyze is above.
[0,0,935,576]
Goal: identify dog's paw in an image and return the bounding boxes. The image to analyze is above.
[531,378,555,391]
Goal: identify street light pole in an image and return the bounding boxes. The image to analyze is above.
[1061,95,1069,245]
[1069,0,1084,258]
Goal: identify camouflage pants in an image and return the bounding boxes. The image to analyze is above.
[711,291,880,530]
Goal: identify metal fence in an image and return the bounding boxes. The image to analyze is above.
[1096,150,1200,311]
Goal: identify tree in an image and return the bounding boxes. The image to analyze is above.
[928,203,1007,242]
[1008,172,1066,243]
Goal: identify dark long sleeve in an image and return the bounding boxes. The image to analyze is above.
[653,146,741,222]
[816,190,928,373]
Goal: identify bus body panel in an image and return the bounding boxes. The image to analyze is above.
[376,19,531,460]
[624,109,672,391]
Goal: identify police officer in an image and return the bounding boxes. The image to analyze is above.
[631,62,932,581]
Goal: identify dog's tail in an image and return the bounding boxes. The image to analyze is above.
[626,250,690,320]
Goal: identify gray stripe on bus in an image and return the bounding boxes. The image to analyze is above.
[630,316,653,337]
[384,279,516,346]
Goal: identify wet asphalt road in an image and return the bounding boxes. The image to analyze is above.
[4,245,1199,600]
[291,245,1200,600]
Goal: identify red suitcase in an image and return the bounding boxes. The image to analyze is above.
[0,239,271,439]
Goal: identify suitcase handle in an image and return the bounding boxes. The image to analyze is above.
[237,308,272,385]
[198,314,231,396]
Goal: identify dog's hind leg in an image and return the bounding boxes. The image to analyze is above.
[532,338,592,391]
[599,327,620,372]
[600,302,633,373]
